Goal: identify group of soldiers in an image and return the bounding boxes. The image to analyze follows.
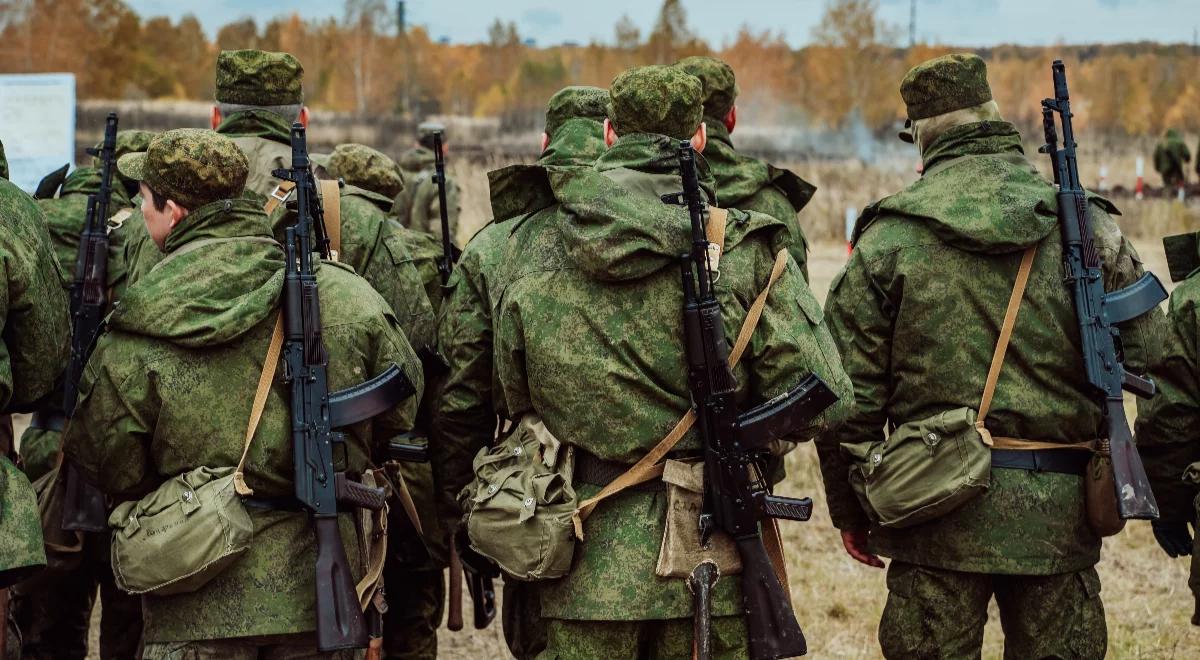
[0,44,1198,660]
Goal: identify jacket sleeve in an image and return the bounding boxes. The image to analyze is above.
[817,248,892,531]
[364,315,425,445]
[1136,283,1200,523]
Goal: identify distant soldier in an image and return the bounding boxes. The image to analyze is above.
[435,85,609,660]
[1137,232,1200,625]
[676,55,816,280]
[817,53,1161,658]
[0,138,71,659]
[1154,128,1191,189]
[62,128,423,659]
[12,130,152,660]
[393,122,462,247]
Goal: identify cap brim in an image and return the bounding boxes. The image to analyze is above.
[898,119,914,144]
[116,152,147,182]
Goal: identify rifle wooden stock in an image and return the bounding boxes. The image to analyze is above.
[736,536,806,660]
[447,535,465,631]
[314,516,369,651]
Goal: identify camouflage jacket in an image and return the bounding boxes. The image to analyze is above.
[435,117,605,520]
[819,121,1162,575]
[38,166,133,297]
[62,198,423,643]
[392,146,461,246]
[216,109,293,202]
[492,132,852,620]
[705,122,815,280]
[0,177,70,411]
[1137,239,1200,524]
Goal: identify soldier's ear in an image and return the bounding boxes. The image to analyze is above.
[210,106,222,130]
[540,132,550,153]
[298,106,311,129]
[603,119,617,148]
[168,200,189,227]
[691,122,708,154]
[724,106,736,133]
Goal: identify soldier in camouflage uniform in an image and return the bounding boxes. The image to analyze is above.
[0,138,71,660]
[13,131,152,660]
[1153,128,1191,189]
[393,122,462,247]
[435,84,609,660]
[817,54,1162,659]
[324,142,446,660]
[1136,233,1200,625]
[484,65,851,659]
[61,129,424,659]
[675,56,816,280]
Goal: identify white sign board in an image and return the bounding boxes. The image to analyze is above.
[0,74,76,194]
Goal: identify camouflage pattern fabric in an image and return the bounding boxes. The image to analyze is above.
[818,121,1162,578]
[216,109,294,202]
[101,129,156,193]
[675,55,739,121]
[1153,128,1192,187]
[36,166,132,289]
[492,131,851,621]
[537,616,749,660]
[900,53,993,120]
[327,143,405,200]
[607,65,703,140]
[703,121,814,281]
[61,197,423,642]
[543,86,608,137]
[143,632,356,659]
[391,146,462,246]
[878,561,1106,659]
[215,49,304,106]
[0,138,8,180]
[118,129,249,211]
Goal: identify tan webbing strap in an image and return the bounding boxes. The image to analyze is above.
[319,180,342,259]
[991,437,1094,451]
[706,207,728,275]
[974,246,1037,446]
[264,181,296,215]
[355,469,392,610]
[234,313,285,497]
[572,249,792,537]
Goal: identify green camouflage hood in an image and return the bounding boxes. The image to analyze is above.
[60,166,133,208]
[109,198,283,348]
[540,117,606,168]
[487,117,607,222]
[866,121,1058,254]
[215,109,293,145]
[704,122,815,212]
[398,146,435,172]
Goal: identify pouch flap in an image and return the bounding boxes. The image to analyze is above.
[661,459,704,493]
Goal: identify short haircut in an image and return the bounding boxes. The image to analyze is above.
[217,102,303,123]
[144,184,169,212]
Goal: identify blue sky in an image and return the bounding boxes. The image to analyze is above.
[126,1,1199,48]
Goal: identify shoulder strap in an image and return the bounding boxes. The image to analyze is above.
[233,312,285,496]
[572,248,791,537]
[264,181,296,215]
[319,180,342,258]
[974,245,1037,445]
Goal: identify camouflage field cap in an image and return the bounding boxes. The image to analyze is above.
[675,56,738,121]
[418,121,446,138]
[900,53,992,121]
[607,65,703,140]
[117,129,249,210]
[216,49,304,105]
[327,143,406,199]
[544,86,608,137]
[96,129,156,170]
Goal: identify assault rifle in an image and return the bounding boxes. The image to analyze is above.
[1039,60,1167,520]
[669,141,839,660]
[60,112,119,533]
[432,130,453,285]
[273,123,417,652]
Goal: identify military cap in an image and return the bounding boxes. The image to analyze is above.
[544,86,608,137]
[96,129,156,170]
[418,121,446,138]
[675,56,738,121]
[216,49,304,106]
[607,65,703,140]
[900,53,992,121]
[326,143,406,199]
[117,129,249,211]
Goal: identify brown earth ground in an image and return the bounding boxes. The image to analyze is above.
[65,161,1200,658]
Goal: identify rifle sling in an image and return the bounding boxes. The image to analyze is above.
[264,181,296,215]
[319,180,342,258]
[233,312,285,497]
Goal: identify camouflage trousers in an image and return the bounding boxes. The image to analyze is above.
[1190,503,1200,625]
[502,580,546,660]
[879,561,1107,660]
[535,616,748,660]
[142,633,359,659]
[381,566,444,660]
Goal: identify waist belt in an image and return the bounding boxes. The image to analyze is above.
[30,411,67,432]
[574,450,667,493]
[241,495,306,512]
[991,448,1089,476]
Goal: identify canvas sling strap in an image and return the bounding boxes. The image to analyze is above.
[974,244,1094,455]
[263,180,342,259]
[264,181,296,215]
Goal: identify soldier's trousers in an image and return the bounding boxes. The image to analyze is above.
[142,632,358,659]
[502,580,546,660]
[878,561,1107,660]
[381,566,444,660]
[535,616,748,660]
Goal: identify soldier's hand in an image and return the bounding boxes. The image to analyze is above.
[1151,520,1193,557]
[840,529,884,568]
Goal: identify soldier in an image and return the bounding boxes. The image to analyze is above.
[0,138,71,659]
[675,55,816,280]
[435,84,609,660]
[60,129,423,659]
[482,65,851,658]
[1153,128,1191,190]
[817,54,1161,658]
[1136,233,1200,625]
[392,122,462,247]
[13,130,152,660]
